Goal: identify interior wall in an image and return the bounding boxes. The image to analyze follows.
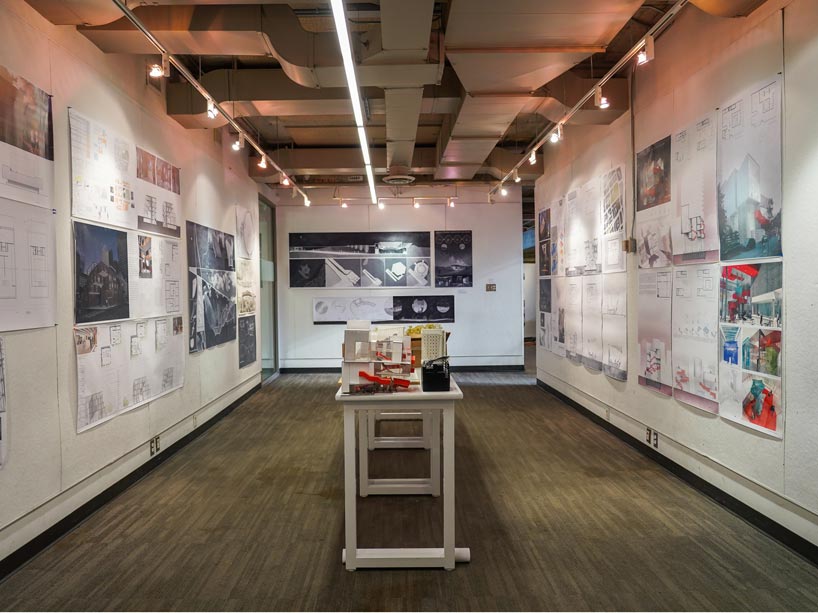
[535,0,818,545]
[270,186,524,369]
[0,0,262,561]
[523,263,537,339]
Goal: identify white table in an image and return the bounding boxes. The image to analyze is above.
[335,378,470,570]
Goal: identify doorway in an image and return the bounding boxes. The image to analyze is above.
[259,197,277,377]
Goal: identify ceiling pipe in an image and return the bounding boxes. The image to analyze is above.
[104,0,308,201]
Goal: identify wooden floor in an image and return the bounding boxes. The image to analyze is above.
[2,368,818,611]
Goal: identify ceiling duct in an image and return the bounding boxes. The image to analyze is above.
[688,0,767,17]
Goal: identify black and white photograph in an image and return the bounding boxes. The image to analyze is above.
[187,220,237,353]
[290,259,326,288]
[238,315,256,368]
[289,231,431,289]
[539,278,552,313]
[74,221,130,324]
[434,231,472,288]
[391,295,455,323]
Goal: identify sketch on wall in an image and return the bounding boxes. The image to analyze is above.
[0,197,56,331]
[237,258,257,315]
[717,78,782,262]
[290,231,431,289]
[74,221,130,324]
[187,221,236,353]
[564,179,602,276]
[672,264,719,413]
[718,261,782,436]
[312,295,455,324]
[602,272,627,381]
[637,268,672,395]
[582,275,603,371]
[236,206,256,260]
[0,337,6,468]
[601,166,626,273]
[635,136,673,269]
[537,208,551,278]
[238,315,257,368]
[0,65,54,210]
[435,231,472,287]
[74,316,184,432]
[69,109,182,237]
[672,115,719,264]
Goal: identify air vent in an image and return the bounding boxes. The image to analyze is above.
[382,174,415,185]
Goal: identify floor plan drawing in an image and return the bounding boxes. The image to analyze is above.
[0,218,16,299]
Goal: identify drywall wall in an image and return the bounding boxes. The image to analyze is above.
[535,0,818,545]
[0,0,262,561]
[523,262,537,338]
[270,185,524,369]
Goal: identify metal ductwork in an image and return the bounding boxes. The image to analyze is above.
[688,0,767,17]
[436,0,643,180]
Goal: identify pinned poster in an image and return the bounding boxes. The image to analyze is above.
[672,114,719,264]
[717,78,782,262]
[602,272,627,381]
[581,275,603,371]
[637,268,672,395]
[635,136,673,269]
[564,276,583,363]
[672,264,719,412]
[718,261,783,437]
[601,166,627,273]
[550,276,566,358]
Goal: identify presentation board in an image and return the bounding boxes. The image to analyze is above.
[312,295,455,324]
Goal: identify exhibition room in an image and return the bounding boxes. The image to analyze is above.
[0,0,818,610]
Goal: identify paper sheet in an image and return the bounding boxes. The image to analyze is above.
[637,268,672,395]
[602,272,627,381]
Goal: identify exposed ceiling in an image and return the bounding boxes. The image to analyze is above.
[23,0,757,189]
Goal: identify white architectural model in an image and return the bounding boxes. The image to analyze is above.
[341,321,412,393]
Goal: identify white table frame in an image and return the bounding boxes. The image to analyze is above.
[336,379,470,570]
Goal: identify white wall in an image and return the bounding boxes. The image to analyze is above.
[270,185,524,369]
[523,263,537,338]
[536,0,818,546]
[0,0,262,561]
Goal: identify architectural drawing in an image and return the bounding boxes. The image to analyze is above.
[582,275,603,371]
[550,276,566,357]
[602,272,627,381]
[236,206,256,259]
[564,276,583,363]
[564,179,602,277]
[601,166,626,273]
[718,78,782,261]
[0,337,6,468]
[636,136,673,269]
[312,295,455,324]
[238,315,257,368]
[435,231,472,288]
[129,233,181,319]
[672,263,719,412]
[638,268,672,395]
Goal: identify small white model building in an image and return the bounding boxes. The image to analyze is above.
[341,321,412,393]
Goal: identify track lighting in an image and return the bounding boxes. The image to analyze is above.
[448,199,455,208]
[304,196,311,207]
[231,139,240,152]
[207,100,217,119]
[550,124,563,144]
[378,200,385,210]
[341,201,348,208]
[239,133,245,149]
[281,175,290,187]
[500,184,508,197]
[594,86,609,109]
[513,168,520,183]
[638,34,655,65]
[529,149,537,165]
[149,63,163,78]
[413,201,420,209]
[258,156,267,169]
[148,54,169,78]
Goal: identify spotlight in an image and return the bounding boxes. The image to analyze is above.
[207,100,217,119]
[377,201,385,210]
[637,50,647,65]
[529,149,537,165]
[500,184,508,197]
[513,168,520,183]
[304,196,311,207]
[638,35,655,65]
[258,156,267,169]
[149,63,163,78]
[413,201,420,209]
[599,96,610,109]
[448,198,455,208]
[231,139,241,152]
[281,175,291,187]
[549,124,563,144]
[341,201,348,208]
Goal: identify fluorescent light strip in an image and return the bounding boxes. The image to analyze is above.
[330,0,365,128]
[365,164,377,203]
[357,126,371,166]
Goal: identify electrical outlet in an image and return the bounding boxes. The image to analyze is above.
[645,427,652,443]
[652,430,659,448]
[149,435,161,457]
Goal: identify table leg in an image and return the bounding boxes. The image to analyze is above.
[344,405,357,570]
[367,410,376,451]
[443,406,455,570]
[358,410,369,497]
[430,410,440,497]
[423,412,431,449]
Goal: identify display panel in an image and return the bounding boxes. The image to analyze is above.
[289,231,431,289]
[601,166,626,273]
[0,337,6,468]
[636,136,673,269]
[581,274,603,371]
[238,315,256,368]
[435,230,472,288]
[637,268,673,395]
[312,295,455,324]
[187,221,236,353]
[602,272,627,381]
[564,178,602,276]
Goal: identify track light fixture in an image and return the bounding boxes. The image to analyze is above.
[207,99,217,119]
[239,133,245,149]
[281,175,290,187]
[377,200,385,210]
[500,184,508,197]
[550,123,563,144]
[148,62,163,78]
[529,149,537,165]
[258,156,267,169]
[341,201,348,208]
[231,139,240,152]
[304,196,311,207]
[413,200,420,209]
[638,34,655,65]
[594,86,609,109]
[513,168,520,183]
[448,198,455,208]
